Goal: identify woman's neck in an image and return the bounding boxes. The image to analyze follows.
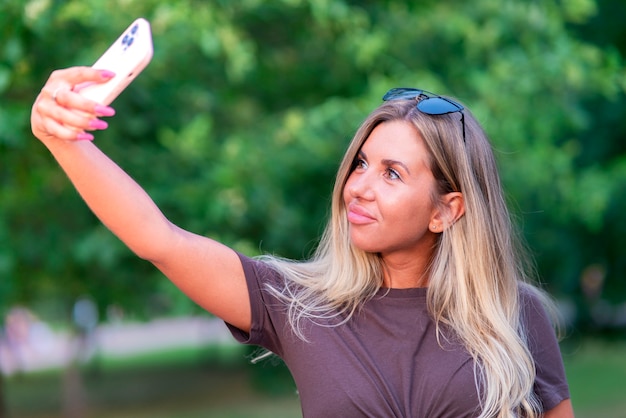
[381,251,431,288]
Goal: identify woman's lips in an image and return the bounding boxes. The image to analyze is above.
[347,203,376,225]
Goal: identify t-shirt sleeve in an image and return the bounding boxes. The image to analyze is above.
[520,285,571,411]
[224,252,286,356]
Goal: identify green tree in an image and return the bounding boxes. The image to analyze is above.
[1,0,624,332]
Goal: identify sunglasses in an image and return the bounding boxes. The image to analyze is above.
[382,87,465,143]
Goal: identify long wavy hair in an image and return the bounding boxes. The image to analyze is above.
[261,96,554,417]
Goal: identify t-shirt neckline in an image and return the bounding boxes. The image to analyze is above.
[376,286,428,299]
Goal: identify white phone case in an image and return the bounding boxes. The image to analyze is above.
[78,18,153,105]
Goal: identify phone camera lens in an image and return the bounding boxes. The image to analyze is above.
[131,24,139,34]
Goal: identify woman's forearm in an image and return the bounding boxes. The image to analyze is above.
[45,138,175,262]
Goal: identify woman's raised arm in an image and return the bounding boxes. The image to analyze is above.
[31,67,251,331]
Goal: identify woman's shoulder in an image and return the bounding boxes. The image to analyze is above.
[516,281,556,320]
[516,281,563,346]
[236,252,288,285]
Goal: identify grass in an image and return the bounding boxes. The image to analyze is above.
[563,338,626,418]
[3,338,626,417]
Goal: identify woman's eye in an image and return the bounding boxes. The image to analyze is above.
[386,168,400,180]
[352,158,367,170]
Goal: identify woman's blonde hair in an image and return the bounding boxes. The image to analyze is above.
[262,97,554,417]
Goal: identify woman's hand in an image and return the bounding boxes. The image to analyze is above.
[31,67,117,143]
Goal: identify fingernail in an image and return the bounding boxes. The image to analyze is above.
[76,133,95,141]
[89,119,109,130]
[95,105,116,117]
[100,70,116,78]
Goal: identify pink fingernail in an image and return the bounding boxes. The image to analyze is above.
[76,133,95,141]
[100,70,116,78]
[95,105,116,117]
[89,119,109,130]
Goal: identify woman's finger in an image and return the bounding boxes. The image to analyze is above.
[45,68,116,114]
[47,66,116,89]
[54,86,116,118]
[37,109,93,142]
[32,66,116,142]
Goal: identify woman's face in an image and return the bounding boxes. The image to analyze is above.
[343,120,440,261]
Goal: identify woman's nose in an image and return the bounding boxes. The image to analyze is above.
[348,172,375,200]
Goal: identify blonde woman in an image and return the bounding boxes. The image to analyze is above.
[32,68,573,417]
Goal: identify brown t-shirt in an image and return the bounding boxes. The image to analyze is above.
[227,253,570,417]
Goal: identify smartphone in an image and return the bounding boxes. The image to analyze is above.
[78,18,153,105]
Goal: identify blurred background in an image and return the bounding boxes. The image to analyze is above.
[1,0,625,417]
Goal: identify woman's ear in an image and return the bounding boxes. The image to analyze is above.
[429,192,465,232]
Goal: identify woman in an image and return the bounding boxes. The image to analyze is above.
[31,68,573,417]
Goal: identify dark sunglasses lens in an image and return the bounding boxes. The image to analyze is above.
[417,97,463,115]
[383,88,422,101]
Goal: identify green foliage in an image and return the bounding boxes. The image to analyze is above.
[1,0,624,327]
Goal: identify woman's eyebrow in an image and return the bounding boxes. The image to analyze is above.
[382,159,411,175]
